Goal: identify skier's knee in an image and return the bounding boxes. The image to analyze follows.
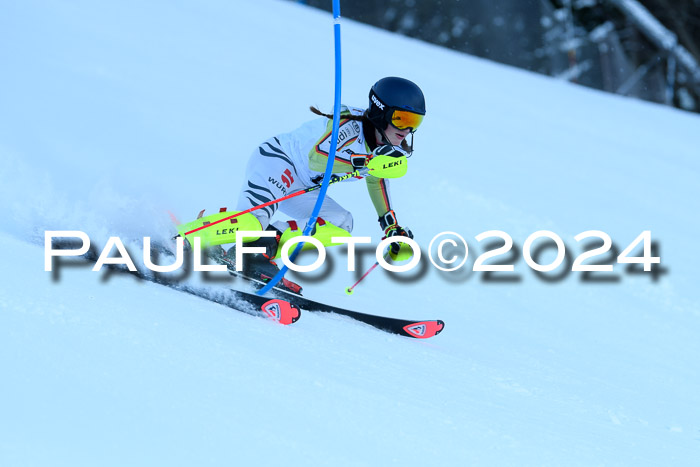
[329,211,353,233]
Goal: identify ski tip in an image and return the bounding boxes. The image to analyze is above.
[402,320,445,339]
[261,299,301,325]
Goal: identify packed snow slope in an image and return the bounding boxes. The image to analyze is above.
[2,1,699,465]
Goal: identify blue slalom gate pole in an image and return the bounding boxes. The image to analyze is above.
[257,0,342,296]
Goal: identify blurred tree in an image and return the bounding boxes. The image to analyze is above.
[642,0,700,59]
[296,0,699,112]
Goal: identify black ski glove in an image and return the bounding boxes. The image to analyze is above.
[379,210,413,255]
[373,145,408,159]
[351,146,407,171]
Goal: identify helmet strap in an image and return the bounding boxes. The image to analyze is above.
[376,125,392,146]
[404,132,414,157]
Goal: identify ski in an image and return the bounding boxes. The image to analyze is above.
[268,287,444,338]
[232,275,445,339]
[121,237,443,337]
[50,240,301,325]
[162,283,300,326]
[143,278,300,325]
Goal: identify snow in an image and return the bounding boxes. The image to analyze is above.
[1,0,700,465]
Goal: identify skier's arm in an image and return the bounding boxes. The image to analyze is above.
[365,175,392,216]
[364,143,414,219]
[365,144,414,258]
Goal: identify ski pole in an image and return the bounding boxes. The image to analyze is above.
[184,151,409,236]
[345,250,391,295]
[184,169,365,236]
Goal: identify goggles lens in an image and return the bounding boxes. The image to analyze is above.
[389,109,424,131]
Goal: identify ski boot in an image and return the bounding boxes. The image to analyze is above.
[210,226,303,295]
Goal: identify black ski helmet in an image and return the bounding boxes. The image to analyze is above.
[367,77,426,131]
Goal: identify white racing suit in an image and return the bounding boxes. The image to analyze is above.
[236,105,395,235]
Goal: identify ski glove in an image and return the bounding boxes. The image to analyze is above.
[373,145,408,159]
[384,225,414,256]
[351,145,408,170]
[379,210,413,255]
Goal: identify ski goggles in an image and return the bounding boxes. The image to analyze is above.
[389,109,424,132]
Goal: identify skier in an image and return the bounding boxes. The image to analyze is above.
[211,76,426,292]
